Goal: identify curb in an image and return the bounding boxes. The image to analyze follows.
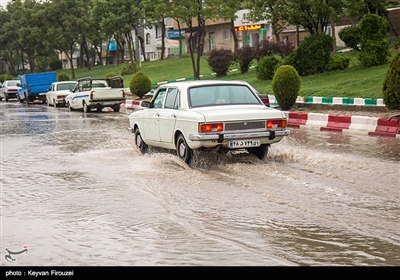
[286,111,400,138]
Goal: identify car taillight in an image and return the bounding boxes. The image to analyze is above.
[266,119,287,129]
[199,123,224,133]
[89,90,94,99]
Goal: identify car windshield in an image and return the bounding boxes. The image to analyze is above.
[57,83,77,91]
[188,84,260,108]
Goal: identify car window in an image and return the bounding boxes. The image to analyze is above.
[58,83,77,91]
[152,88,167,109]
[189,85,260,108]
[164,88,179,109]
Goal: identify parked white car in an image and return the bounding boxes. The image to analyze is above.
[46,81,78,107]
[0,80,21,102]
[127,80,290,164]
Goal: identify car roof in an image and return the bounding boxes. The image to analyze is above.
[3,80,20,83]
[52,81,77,84]
[158,80,250,89]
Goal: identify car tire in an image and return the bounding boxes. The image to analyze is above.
[67,102,74,111]
[176,134,193,164]
[5,96,8,102]
[113,105,120,112]
[83,101,90,113]
[247,144,269,160]
[134,128,148,154]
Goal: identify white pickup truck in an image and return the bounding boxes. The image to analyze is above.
[65,76,126,113]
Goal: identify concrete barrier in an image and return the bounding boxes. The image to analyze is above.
[320,115,351,132]
[368,117,400,137]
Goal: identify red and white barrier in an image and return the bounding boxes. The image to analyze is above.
[287,111,400,138]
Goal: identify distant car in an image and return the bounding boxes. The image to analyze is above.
[0,80,21,102]
[127,80,290,164]
[46,81,78,107]
[65,77,126,112]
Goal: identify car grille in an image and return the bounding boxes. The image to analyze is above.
[225,120,265,131]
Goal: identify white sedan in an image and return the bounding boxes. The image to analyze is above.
[46,81,78,107]
[128,80,290,164]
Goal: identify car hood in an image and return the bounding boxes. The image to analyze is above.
[191,105,287,122]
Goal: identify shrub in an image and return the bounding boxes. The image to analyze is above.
[119,62,134,76]
[382,50,400,110]
[49,58,63,71]
[359,14,390,67]
[57,74,70,81]
[0,74,14,83]
[290,34,333,76]
[253,41,294,60]
[105,72,118,79]
[272,65,301,111]
[338,26,361,51]
[207,48,234,77]
[234,46,256,74]
[359,39,390,67]
[256,54,282,80]
[327,54,350,71]
[129,71,152,99]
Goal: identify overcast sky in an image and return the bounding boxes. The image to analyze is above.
[1,0,9,9]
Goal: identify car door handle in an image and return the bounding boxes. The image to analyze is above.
[156,113,160,117]
[171,114,177,118]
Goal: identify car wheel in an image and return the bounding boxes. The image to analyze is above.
[53,99,57,108]
[247,144,269,160]
[83,101,90,113]
[134,128,148,154]
[97,107,102,112]
[67,102,74,111]
[5,96,8,102]
[176,134,193,164]
[113,105,120,112]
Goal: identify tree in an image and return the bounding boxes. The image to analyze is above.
[41,0,90,79]
[170,0,237,80]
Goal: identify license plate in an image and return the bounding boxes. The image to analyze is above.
[229,139,260,148]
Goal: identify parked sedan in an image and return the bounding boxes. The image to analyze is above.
[46,81,78,107]
[0,80,21,102]
[127,80,290,164]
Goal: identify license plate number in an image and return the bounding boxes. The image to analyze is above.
[229,139,260,148]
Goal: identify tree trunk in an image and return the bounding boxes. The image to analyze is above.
[330,13,337,56]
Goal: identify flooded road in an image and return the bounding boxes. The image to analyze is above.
[1,101,399,266]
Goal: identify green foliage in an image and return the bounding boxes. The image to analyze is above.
[338,26,361,51]
[382,50,400,110]
[272,65,301,110]
[0,74,15,83]
[289,34,333,76]
[57,74,70,81]
[234,46,256,74]
[49,58,63,71]
[129,71,152,99]
[105,72,118,79]
[327,54,350,71]
[359,14,390,67]
[256,54,282,80]
[253,41,294,60]
[207,48,234,77]
[118,62,135,76]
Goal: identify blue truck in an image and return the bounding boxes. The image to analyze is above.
[17,71,57,104]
